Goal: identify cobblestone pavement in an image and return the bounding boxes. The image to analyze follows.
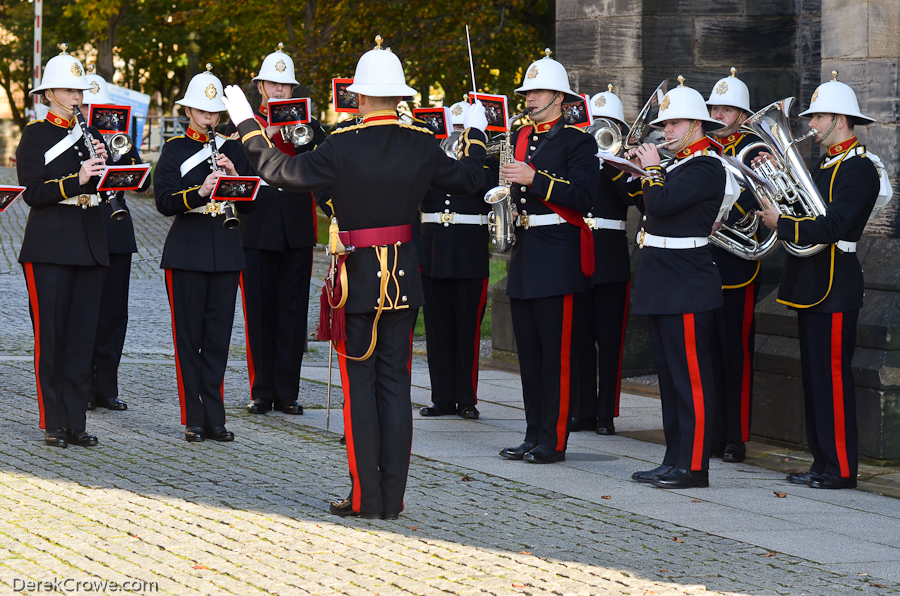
[0,169,897,595]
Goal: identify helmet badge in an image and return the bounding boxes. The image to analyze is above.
[205,84,217,99]
[275,59,286,73]
[716,81,728,95]
[71,63,83,77]
[451,105,463,116]
[594,96,606,107]
[661,95,671,111]
[89,81,100,95]
[527,65,538,80]
[811,89,819,103]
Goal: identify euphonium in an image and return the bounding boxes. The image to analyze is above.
[207,125,240,230]
[483,108,533,253]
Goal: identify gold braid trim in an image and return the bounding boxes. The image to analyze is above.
[399,123,434,135]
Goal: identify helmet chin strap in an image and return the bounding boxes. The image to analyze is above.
[673,120,699,154]
[815,114,839,146]
[46,90,76,116]
[530,92,560,117]
[185,108,218,136]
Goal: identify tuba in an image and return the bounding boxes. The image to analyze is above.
[484,108,533,253]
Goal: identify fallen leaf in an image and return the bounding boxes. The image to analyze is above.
[773,491,787,498]
[460,475,474,482]
[645,591,655,595]
[873,584,887,589]
[859,573,868,576]
[519,551,532,555]
[659,569,669,573]
[691,499,701,503]
[408,526,419,531]
[672,537,684,543]
[765,552,776,557]
[601,495,612,500]
[194,565,207,570]
[512,583,526,588]
[778,458,790,462]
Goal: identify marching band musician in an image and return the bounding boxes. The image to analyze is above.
[705,68,764,463]
[154,65,255,443]
[16,45,109,448]
[497,50,599,464]
[570,84,633,437]
[222,36,489,519]
[82,67,151,413]
[239,44,327,417]
[419,101,498,421]
[757,73,881,489]
[627,77,727,488]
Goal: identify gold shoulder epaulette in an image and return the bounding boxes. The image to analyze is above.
[564,125,587,133]
[226,131,240,141]
[25,119,43,127]
[400,123,434,135]
[165,134,186,144]
[332,122,367,135]
[514,122,531,131]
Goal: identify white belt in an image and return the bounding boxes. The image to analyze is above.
[584,217,627,231]
[421,212,489,225]
[187,202,230,216]
[836,240,857,253]
[637,231,708,249]
[516,212,568,229]
[59,194,100,208]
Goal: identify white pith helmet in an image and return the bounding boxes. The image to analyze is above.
[706,67,751,113]
[30,44,90,95]
[799,70,875,124]
[515,49,581,104]
[449,100,469,125]
[589,84,626,126]
[253,43,300,86]
[176,63,226,112]
[651,76,726,131]
[82,66,113,105]
[346,35,417,98]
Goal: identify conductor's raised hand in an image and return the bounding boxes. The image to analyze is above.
[463,99,488,133]
[223,85,254,126]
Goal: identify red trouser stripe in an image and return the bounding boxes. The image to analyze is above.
[614,282,631,417]
[238,272,257,398]
[556,294,574,451]
[471,278,489,403]
[740,283,754,441]
[337,340,362,512]
[831,313,850,478]
[165,270,188,425]
[23,263,45,428]
[683,314,706,471]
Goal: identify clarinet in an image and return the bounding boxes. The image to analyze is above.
[206,125,240,230]
[73,106,128,221]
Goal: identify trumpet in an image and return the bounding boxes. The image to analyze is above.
[105,132,133,163]
[207,125,240,230]
[281,123,314,147]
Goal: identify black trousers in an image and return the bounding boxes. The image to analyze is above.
[649,311,717,471]
[798,310,858,479]
[337,308,417,516]
[91,252,133,402]
[712,282,759,445]
[23,262,104,430]
[422,276,488,407]
[240,247,313,406]
[510,293,584,452]
[575,281,630,422]
[165,269,240,427]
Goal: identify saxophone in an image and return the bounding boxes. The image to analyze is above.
[483,108,533,253]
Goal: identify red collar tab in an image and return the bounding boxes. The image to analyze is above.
[362,110,399,125]
[259,104,268,117]
[186,126,209,143]
[828,137,857,156]
[677,136,713,159]
[724,132,743,147]
[534,115,561,134]
[47,112,73,128]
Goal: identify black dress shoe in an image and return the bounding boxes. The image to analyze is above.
[102,397,128,411]
[632,465,674,484]
[339,435,346,445]
[458,405,480,420]
[205,425,234,442]
[86,399,96,411]
[44,428,68,448]
[382,512,400,520]
[652,468,709,489]
[420,403,457,417]
[66,429,99,447]
[568,417,596,432]
[723,442,745,462]
[523,445,566,464]
[246,400,271,414]
[786,471,814,485]
[329,497,380,519]
[709,442,725,458]
[808,473,857,489]
[185,426,206,442]
[276,401,304,415]
[499,441,537,461]
[596,420,616,435]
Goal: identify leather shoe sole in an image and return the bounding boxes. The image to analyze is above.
[499,442,537,461]
[808,473,857,489]
[524,446,566,464]
[632,465,674,484]
[420,404,457,417]
[458,406,479,420]
[652,468,709,489]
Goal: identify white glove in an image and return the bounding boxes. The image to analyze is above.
[463,99,488,133]
[222,85,254,126]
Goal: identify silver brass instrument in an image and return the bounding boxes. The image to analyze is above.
[728,97,825,258]
[440,130,463,159]
[207,125,240,230]
[280,123,314,147]
[588,117,623,155]
[483,108,533,253]
[73,106,128,221]
[105,132,133,162]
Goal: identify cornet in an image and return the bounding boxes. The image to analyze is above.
[281,123,314,147]
[105,132,133,162]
